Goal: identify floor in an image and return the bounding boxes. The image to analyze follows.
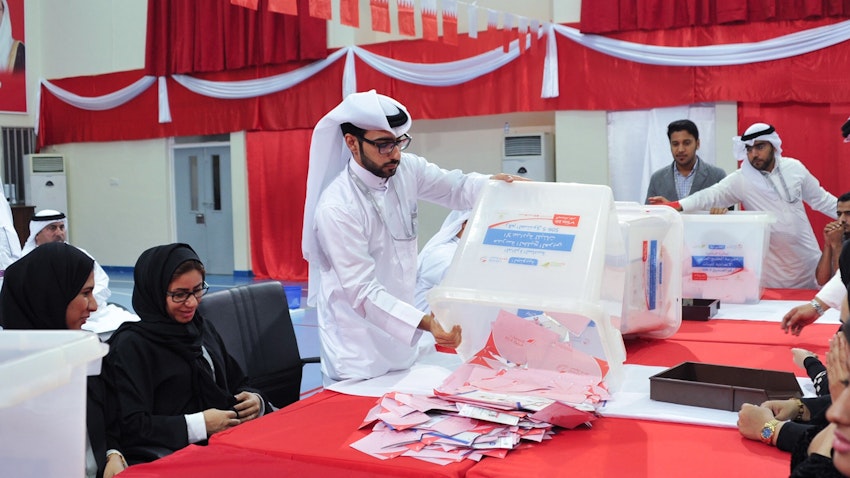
[104,270,324,399]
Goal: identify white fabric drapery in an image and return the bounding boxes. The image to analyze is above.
[608,105,718,204]
[39,19,850,124]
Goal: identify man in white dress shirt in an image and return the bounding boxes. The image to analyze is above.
[302,91,521,382]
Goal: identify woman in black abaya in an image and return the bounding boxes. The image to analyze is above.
[107,243,267,464]
[0,241,126,478]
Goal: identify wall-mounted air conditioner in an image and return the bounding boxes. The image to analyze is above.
[502,133,555,182]
[23,154,68,214]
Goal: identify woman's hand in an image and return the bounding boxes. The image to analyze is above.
[809,423,837,458]
[103,452,127,478]
[233,391,262,423]
[827,333,850,399]
[761,399,802,421]
[203,408,239,436]
[737,403,776,441]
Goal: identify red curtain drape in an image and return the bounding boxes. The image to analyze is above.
[580,0,850,34]
[737,102,850,247]
[145,0,327,75]
[247,129,310,280]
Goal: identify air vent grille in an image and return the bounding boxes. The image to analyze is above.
[504,135,543,157]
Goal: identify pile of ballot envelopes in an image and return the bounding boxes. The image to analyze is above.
[350,310,608,464]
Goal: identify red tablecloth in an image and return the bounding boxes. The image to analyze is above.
[117,290,838,478]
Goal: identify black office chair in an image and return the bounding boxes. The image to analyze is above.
[198,281,319,409]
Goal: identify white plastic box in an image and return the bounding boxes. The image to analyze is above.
[0,330,108,477]
[609,204,683,339]
[429,182,627,391]
[681,211,775,304]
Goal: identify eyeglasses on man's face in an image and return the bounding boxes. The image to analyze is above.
[359,134,412,155]
[166,281,209,303]
[745,142,771,154]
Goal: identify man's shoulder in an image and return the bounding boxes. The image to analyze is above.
[648,164,671,181]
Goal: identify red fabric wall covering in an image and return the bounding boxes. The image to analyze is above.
[37,60,346,148]
[40,18,850,148]
[145,0,327,76]
[737,102,850,246]
[580,0,850,34]
[246,130,310,280]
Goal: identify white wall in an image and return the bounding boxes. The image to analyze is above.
[0,0,738,271]
[38,139,171,267]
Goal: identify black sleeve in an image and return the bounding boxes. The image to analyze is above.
[803,356,830,396]
[776,421,815,452]
[106,332,191,461]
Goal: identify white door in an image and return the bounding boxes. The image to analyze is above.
[174,146,234,275]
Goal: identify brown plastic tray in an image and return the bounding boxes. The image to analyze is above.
[682,298,720,321]
[650,362,802,411]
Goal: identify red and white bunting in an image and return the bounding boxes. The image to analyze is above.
[467,3,478,39]
[517,16,528,53]
[443,0,458,45]
[308,0,332,20]
[268,0,298,15]
[529,19,540,52]
[422,0,439,42]
[398,0,416,36]
[370,0,390,33]
[486,8,499,33]
[502,13,515,53]
[230,0,259,10]
[340,0,359,27]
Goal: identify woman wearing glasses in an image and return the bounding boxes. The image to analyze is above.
[106,243,268,464]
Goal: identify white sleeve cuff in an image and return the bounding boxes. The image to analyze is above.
[185,412,207,443]
[818,272,845,310]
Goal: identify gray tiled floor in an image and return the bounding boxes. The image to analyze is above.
[105,270,323,398]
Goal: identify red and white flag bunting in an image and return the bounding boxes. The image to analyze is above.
[517,16,528,53]
[309,0,332,20]
[442,0,458,45]
[340,0,359,27]
[230,0,259,10]
[502,13,515,53]
[422,0,439,42]
[370,0,390,33]
[268,0,298,15]
[467,3,478,39]
[530,19,540,52]
[398,0,416,36]
[487,8,499,33]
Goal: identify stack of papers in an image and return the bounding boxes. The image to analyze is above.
[436,310,610,407]
[349,391,595,465]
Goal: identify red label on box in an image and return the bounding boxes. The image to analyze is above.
[642,241,647,261]
[553,214,580,227]
[692,272,708,281]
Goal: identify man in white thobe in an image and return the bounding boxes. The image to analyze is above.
[302,91,521,382]
[655,123,836,289]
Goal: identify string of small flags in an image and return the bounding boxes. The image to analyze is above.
[230,0,547,52]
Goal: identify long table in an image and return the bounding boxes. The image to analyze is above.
[117,294,839,478]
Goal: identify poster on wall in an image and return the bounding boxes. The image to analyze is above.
[0,0,25,113]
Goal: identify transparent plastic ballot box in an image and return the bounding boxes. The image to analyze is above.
[609,204,683,339]
[681,211,775,304]
[0,330,108,478]
[429,181,627,391]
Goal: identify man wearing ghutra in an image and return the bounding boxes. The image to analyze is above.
[302,91,523,383]
[652,123,836,289]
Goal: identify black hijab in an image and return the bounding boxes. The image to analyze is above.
[0,241,94,329]
[113,243,235,409]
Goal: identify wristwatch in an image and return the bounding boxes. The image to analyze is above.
[810,299,825,316]
[760,419,780,445]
